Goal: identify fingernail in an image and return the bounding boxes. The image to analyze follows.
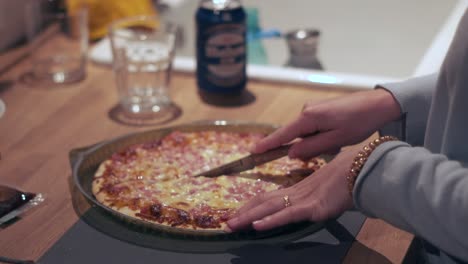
[252,220,263,226]
[226,218,236,228]
[250,145,259,153]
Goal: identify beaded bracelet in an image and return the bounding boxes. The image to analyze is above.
[347,135,398,196]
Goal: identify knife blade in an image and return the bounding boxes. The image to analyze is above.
[193,144,292,178]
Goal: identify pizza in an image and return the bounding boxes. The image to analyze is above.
[92,130,325,232]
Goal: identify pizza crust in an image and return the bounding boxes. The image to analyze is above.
[92,161,110,195]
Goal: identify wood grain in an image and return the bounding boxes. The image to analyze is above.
[0,56,412,262]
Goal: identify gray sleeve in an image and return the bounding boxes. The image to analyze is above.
[377,74,438,146]
[353,141,468,261]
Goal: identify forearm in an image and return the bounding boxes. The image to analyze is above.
[353,142,468,261]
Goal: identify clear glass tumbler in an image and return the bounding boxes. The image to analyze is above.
[109,16,178,124]
[25,3,88,84]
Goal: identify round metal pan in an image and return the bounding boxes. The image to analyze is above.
[70,120,328,243]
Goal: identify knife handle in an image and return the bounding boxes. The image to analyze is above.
[251,144,292,165]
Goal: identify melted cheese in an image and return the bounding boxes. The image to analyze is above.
[94,131,325,223]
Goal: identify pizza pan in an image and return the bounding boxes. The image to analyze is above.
[70,120,329,241]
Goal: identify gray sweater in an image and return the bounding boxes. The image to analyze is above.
[353,9,468,263]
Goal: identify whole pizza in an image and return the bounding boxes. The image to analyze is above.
[92,130,325,232]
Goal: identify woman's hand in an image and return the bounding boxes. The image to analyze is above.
[253,89,401,160]
[227,90,400,232]
[226,146,361,232]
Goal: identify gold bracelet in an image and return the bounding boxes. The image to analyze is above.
[347,135,398,196]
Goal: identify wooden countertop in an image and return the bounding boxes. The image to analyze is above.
[0,57,412,263]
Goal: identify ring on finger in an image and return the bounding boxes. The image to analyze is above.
[283,195,292,208]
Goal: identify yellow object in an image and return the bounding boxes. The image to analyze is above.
[67,0,158,40]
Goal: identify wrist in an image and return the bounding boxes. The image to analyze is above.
[373,88,402,123]
[346,135,398,196]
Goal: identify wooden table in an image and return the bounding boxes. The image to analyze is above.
[0,56,413,263]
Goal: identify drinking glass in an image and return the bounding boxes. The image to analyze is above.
[25,2,88,84]
[109,16,179,125]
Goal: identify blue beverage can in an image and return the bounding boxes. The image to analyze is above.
[196,0,247,94]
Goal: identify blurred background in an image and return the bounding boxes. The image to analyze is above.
[0,0,464,86]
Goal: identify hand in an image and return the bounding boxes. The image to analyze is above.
[253,89,400,160]
[226,146,361,232]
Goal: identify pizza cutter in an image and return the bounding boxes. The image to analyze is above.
[193,144,292,178]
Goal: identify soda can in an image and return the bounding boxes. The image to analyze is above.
[195,0,247,94]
